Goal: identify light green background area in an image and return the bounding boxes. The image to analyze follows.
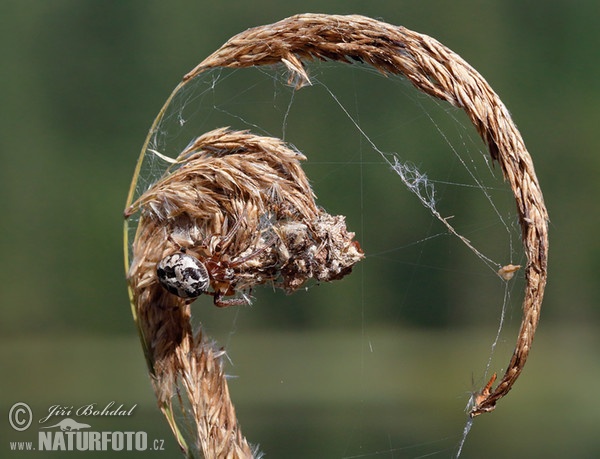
[1,1,599,457]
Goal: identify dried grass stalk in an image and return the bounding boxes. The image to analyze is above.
[183,14,549,416]
[126,128,363,457]
[124,13,549,457]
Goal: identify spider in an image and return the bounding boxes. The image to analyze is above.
[156,225,272,307]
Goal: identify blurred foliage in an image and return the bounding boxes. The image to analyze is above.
[2,0,599,335]
[1,1,599,457]
[1,326,599,458]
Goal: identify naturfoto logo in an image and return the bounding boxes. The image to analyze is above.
[7,402,166,453]
[38,427,149,452]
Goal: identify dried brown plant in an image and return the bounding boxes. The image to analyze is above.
[125,128,363,457]
[124,13,549,457]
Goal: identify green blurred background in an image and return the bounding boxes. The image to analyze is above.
[1,1,599,457]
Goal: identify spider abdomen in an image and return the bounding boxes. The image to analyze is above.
[157,253,210,299]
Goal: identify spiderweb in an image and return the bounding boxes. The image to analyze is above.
[124,57,527,458]
[120,4,553,447]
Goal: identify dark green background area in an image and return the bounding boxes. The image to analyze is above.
[1,1,599,458]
